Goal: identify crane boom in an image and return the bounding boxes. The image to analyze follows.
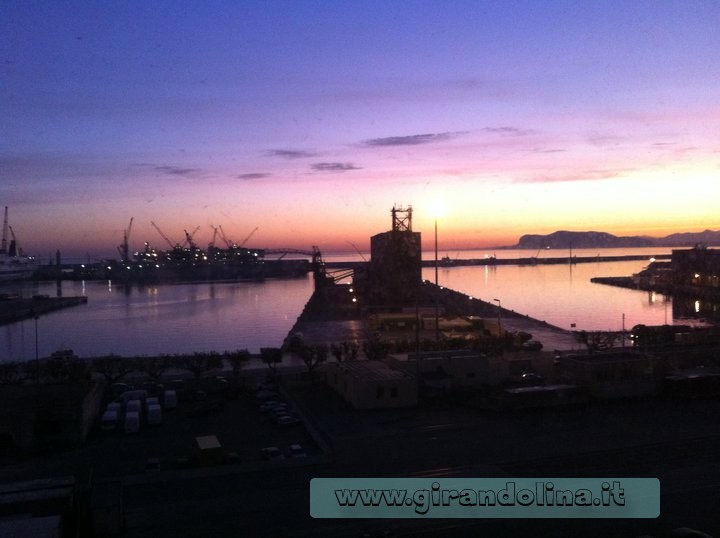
[238,226,258,248]
[151,221,177,249]
[217,225,233,248]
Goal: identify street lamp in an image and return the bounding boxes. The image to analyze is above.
[33,313,39,384]
[434,216,439,343]
[493,298,502,335]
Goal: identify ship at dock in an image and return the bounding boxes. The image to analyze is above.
[106,219,319,283]
[0,207,36,281]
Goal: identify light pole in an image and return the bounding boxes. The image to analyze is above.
[33,313,39,384]
[493,298,502,335]
[434,216,439,343]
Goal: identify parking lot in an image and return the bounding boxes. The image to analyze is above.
[1,374,322,485]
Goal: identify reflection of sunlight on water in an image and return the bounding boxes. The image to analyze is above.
[2,275,314,360]
[425,260,678,332]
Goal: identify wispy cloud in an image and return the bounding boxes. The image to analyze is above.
[267,149,317,159]
[311,162,362,172]
[237,172,271,180]
[362,132,462,147]
[521,168,625,183]
[154,165,202,177]
[482,126,534,136]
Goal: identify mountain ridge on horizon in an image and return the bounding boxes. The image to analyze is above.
[510,229,720,249]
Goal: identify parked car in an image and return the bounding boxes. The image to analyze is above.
[163,389,178,409]
[100,410,119,431]
[288,443,307,458]
[261,446,284,460]
[275,415,300,426]
[259,400,287,412]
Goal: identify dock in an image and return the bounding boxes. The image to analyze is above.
[324,253,669,270]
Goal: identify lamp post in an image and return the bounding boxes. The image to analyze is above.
[33,313,39,384]
[434,216,439,343]
[493,298,502,335]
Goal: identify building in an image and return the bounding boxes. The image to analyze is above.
[671,246,720,290]
[361,206,422,306]
[322,360,417,410]
[560,351,661,399]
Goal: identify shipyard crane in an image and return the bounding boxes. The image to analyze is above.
[209,225,220,249]
[183,226,201,248]
[217,225,233,248]
[7,225,23,256]
[346,241,367,262]
[151,221,178,249]
[117,217,134,261]
[238,226,259,248]
[1,206,8,254]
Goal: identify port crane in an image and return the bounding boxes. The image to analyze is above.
[238,226,258,248]
[151,221,179,249]
[117,217,134,261]
[346,241,367,262]
[183,226,201,249]
[209,225,220,249]
[7,225,23,256]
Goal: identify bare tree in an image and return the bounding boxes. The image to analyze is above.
[260,347,283,378]
[225,349,251,385]
[181,353,223,386]
[138,356,172,382]
[0,361,21,384]
[299,343,328,374]
[92,355,135,384]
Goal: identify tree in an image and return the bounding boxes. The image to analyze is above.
[225,349,251,385]
[138,356,172,382]
[0,361,21,384]
[92,355,135,384]
[260,347,283,378]
[299,343,328,374]
[342,341,360,361]
[362,338,389,361]
[181,353,223,386]
[46,350,89,382]
[330,343,343,363]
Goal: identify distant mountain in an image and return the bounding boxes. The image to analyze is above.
[515,230,720,249]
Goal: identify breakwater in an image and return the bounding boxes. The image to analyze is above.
[324,253,669,270]
[0,295,88,326]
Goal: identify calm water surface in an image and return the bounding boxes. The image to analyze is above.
[1,248,712,360]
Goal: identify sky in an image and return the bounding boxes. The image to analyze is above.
[2,1,720,260]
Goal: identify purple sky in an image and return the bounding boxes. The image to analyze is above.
[2,1,720,259]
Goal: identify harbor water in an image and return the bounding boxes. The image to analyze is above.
[0,248,713,361]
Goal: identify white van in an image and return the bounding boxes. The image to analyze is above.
[163,389,177,410]
[147,404,162,425]
[101,410,119,431]
[124,411,140,434]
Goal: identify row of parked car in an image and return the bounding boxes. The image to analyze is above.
[100,387,178,434]
[255,385,301,426]
[260,443,307,460]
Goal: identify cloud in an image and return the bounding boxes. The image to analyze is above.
[362,132,460,147]
[311,162,362,172]
[237,172,271,180]
[154,165,202,177]
[267,149,317,159]
[521,168,624,183]
[482,126,534,136]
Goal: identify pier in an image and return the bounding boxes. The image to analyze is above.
[324,253,669,270]
[0,295,88,326]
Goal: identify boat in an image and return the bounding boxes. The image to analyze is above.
[0,207,36,281]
